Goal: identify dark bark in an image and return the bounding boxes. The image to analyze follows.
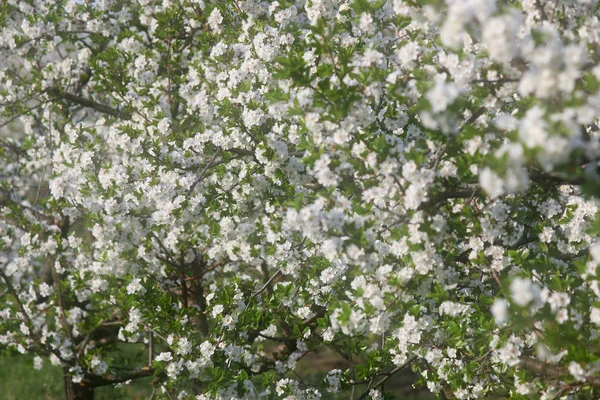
[191,279,209,337]
[64,369,94,400]
[85,368,154,387]
[63,367,156,399]
[47,88,132,121]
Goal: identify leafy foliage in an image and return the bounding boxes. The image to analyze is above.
[0,0,599,399]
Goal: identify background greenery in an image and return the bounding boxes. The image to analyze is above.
[0,346,433,399]
[0,353,153,400]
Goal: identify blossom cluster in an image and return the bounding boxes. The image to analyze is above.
[0,0,600,399]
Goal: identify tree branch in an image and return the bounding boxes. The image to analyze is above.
[419,187,481,211]
[47,88,133,120]
[356,356,418,399]
[0,263,70,363]
[86,367,155,388]
[0,266,33,326]
[519,356,600,389]
[530,170,585,186]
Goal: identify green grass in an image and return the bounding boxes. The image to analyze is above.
[0,346,433,399]
[0,353,63,400]
[0,352,153,400]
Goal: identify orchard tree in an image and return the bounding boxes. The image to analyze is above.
[1,0,600,399]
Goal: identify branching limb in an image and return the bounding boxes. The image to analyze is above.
[46,88,133,120]
[0,263,70,363]
[519,356,600,389]
[86,368,155,388]
[187,152,221,196]
[245,268,283,311]
[0,266,33,326]
[419,188,481,211]
[356,356,418,399]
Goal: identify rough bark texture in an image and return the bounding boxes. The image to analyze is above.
[64,369,94,400]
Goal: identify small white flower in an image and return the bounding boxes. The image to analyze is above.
[211,304,224,318]
[33,356,43,370]
[91,356,108,374]
[208,7,223,33]
[568,361,586,382]
[177,337,192,355]
[126,278,145,295]
[480,167,504,198]
[157,118,170,134]
[439,301,470,317]
[69,366,84,383]
[539,226,554,243]
[39,282,52,297]
[199,341,215,358]
[359,13,374,33]
[555,308,569,324]
[427,74,460,113]
[296,306,313,320]
[325,369,342,393]
[590,243,600,264]
[20,323,30,336]
[155,352,173,362]
[322,328,335,342]
[510,278,539,307]
[491,299,509,325]
[590,307,600,326]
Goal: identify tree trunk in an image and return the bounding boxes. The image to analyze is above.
[63,368,94,400]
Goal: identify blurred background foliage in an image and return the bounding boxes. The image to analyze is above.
[0,343,433,399]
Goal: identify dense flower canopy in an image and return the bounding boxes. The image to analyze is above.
[1,0,600,399]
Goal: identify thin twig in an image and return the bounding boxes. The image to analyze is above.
[245,268,283,311]
[149,331,154,366]
[357,356,418,399]
[0,266,33,326]
[187,152,220,196]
